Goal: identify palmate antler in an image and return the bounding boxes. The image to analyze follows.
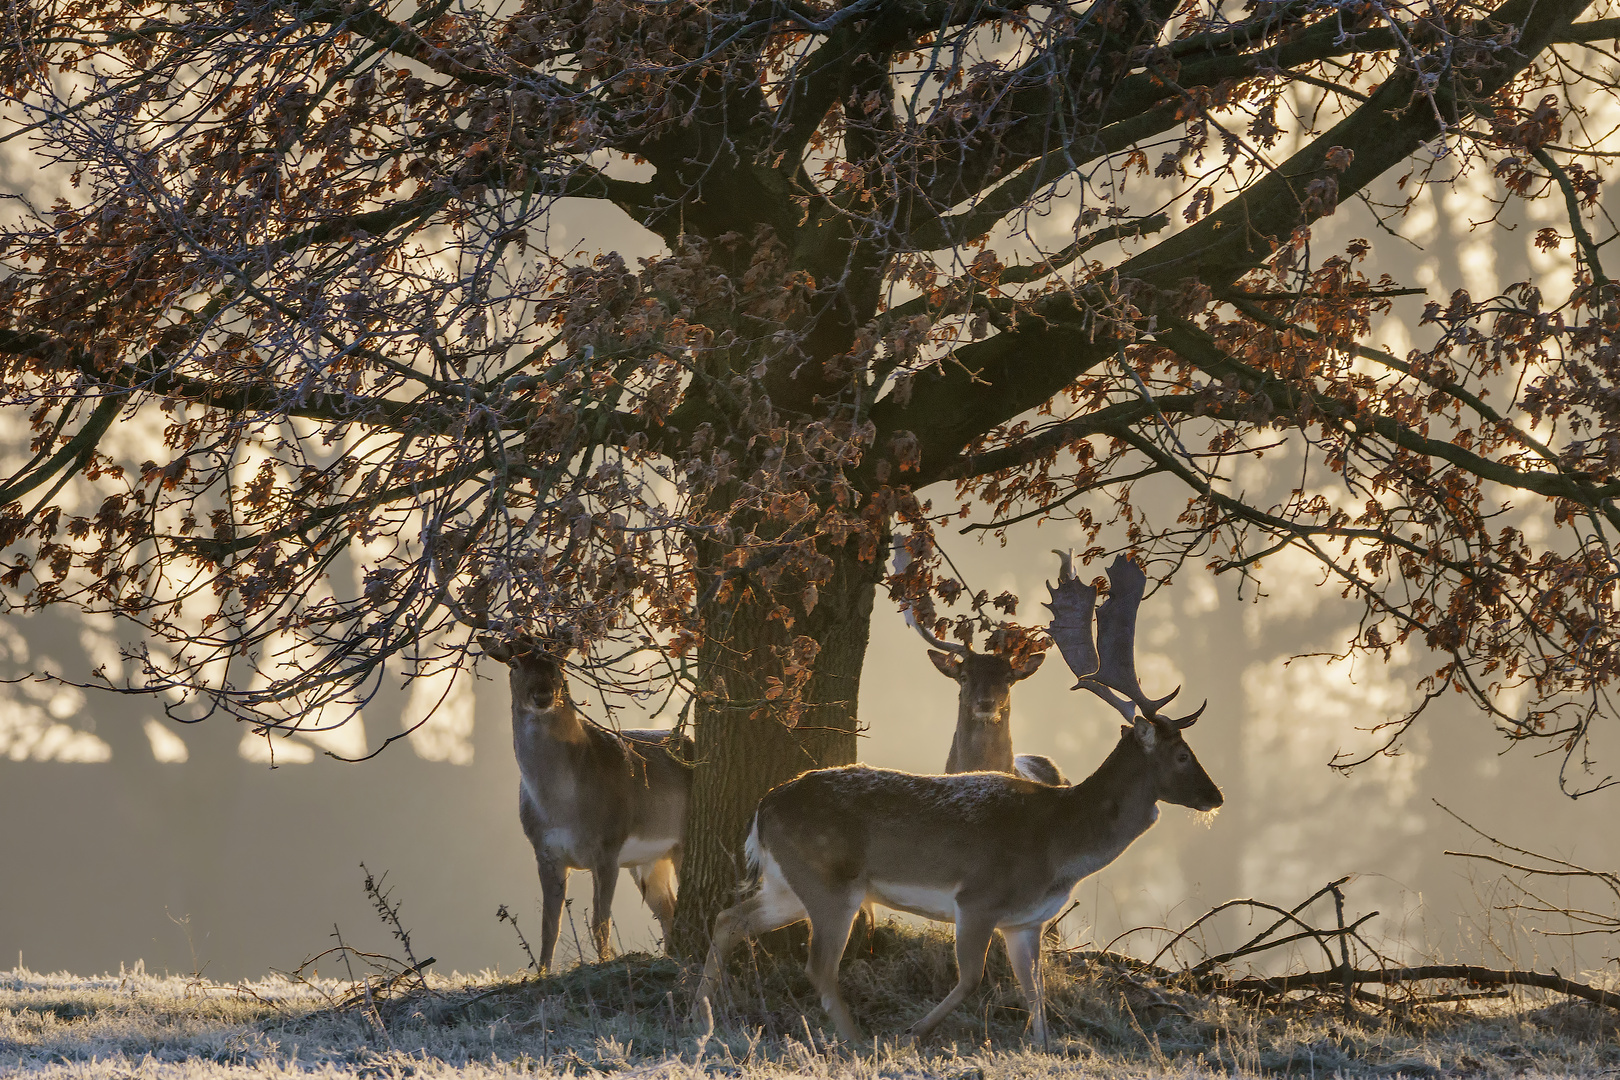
[1045,551,1206,728]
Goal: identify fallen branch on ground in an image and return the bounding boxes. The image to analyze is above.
[1061,874,1620,1017]
[1204,964,1620,1010]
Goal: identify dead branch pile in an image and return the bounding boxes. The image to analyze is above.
[1062,863,1619,1016]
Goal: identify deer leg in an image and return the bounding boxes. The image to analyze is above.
[634,856,679,953]
[1004,925,1047,1046]
[692,869,807,1020]
[536,854,568,973]
[797,885,865,1044]
[589,858,619,962]
[848,901,877,954]
[906,916,996,1043]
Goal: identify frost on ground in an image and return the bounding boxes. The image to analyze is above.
[3,924,1618,1079]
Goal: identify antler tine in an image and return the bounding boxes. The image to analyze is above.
[1172,700,1207,729]
[1045,550,1136,724]
[892,539,970,656]
[1093,555,1179,718]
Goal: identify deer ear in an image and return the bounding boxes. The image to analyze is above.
[1012,652,1045,681]
[479,636,513,664]
[1131,715,1157,750]
[928,650,962,679]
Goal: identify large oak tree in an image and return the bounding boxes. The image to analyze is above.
[3,0,1620,950]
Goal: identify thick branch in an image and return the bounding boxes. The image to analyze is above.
[1122,0,1595,286]
[868,312,1112,482]
[0,330,423,430]
[878,0,1594,472]
[929,395,1186,482]
[299,0,515,88]
[0,394,121,508]
[913,12,1620,242]
[1152,319,1620,529]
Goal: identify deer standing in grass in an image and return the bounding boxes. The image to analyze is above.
[693,553,1221,1045]
[482,635,692,970]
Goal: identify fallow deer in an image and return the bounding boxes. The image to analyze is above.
[892,546,1066,784]
[481,635,692,970]
[694,553,1220,1045]
[922,642,1065,784]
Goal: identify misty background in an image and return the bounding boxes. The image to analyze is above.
[3,43,1618,988]
[3,506,1617,983]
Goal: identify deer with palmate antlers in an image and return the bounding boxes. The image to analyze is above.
[891,545,1066,785]
[481,635,693,970]
[693,552,1221,1045]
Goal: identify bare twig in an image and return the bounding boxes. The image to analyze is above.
[497,904,541,974]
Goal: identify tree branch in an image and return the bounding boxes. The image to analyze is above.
[1206,964,1620,1010]
[879,0,1595,471]
[1152,318,1620,528]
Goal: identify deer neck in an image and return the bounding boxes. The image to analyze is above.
[1058,734,1161,851]
[946,697,1015,774]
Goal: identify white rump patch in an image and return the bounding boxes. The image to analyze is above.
[745,842,811,926]
[744,817,761,875]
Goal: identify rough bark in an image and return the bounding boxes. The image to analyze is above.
[670,533,883,958]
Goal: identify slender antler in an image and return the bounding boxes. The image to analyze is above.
[891,539,969,656]
[1046,551,1203,725]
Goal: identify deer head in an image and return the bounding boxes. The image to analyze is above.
[892,541,1046,723]
[1128,714,1223,811]
[927,649,1045,722]
[479,634,572,712]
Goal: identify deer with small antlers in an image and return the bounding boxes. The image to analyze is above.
[693,552,1221,1045]
[481,635,692,970]
[892,545,1066,785]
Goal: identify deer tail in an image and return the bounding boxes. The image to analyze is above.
[742,811,763,880]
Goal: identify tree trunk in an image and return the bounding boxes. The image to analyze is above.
[669,533,883,957]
